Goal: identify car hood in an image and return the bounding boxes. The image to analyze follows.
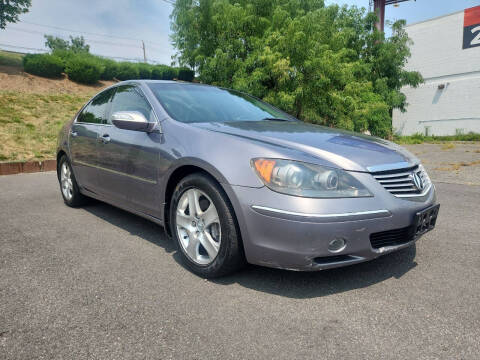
[190,121,419,172]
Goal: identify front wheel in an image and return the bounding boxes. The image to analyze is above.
[170,173,244,278]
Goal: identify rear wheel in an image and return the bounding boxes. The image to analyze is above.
[170,173,244,277]
[58,155,87,207]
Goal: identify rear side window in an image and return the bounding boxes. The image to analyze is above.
[109,85,155,123]
[77,88,115,124]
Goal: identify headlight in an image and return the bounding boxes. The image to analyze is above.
[252,158,372,198]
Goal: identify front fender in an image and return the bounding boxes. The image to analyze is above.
[159,156,259,239]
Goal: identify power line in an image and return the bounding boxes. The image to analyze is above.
[19,20,164,47]
[7,27,144,49]
[0,43,47,53]
[0,43,166,64]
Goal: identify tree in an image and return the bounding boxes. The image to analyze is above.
[69,35,90,53]
[0,0,31,29]
[44,35,69,51]
[44,35,90,53]
[171,0,422,137]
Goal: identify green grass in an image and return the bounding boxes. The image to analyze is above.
[0,50,24,67]
[394,133,480,144]
[0,91,92,162]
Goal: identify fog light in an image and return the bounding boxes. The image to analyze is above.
[328,238,346,253]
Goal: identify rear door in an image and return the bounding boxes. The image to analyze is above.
[95,85,162,216]
[69,88,115,192]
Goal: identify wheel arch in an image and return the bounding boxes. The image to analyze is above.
[56,150,67,180]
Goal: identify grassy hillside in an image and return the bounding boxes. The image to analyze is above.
[0,92,91,161]
[0,52,113,162]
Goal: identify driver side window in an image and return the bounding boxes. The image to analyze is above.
[109,85,155,124]
[77,88,115,124]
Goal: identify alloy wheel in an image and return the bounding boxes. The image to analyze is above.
[60,162,73,201]
[175,188,221,265]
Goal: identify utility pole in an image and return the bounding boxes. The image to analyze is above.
[371,0,414,32]
[374,0,386,32]
[142,40,147,63]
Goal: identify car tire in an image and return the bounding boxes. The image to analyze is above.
[58,155,88,207]
[170,173,245,278]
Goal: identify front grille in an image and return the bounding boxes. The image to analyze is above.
[371,165,431,198]
[370,226,415,249]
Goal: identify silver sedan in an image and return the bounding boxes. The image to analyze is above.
[57,80,439,277]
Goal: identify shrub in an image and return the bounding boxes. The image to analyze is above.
[151,66,163,80]
[23,53,64,78]
[51,48,76,63]
[100,58,119,80]
[177,67,194,82]
[65,55,104,84]
[151,65,177,80]
[164,66,178,80]
[116,62,139,80]
[137,63,153,79]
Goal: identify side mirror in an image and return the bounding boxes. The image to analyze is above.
[111,111,156,132]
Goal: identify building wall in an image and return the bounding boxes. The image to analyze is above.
[393,10,480,135]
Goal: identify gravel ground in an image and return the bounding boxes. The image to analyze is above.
[1,149,479,359]
[405,142,480,185]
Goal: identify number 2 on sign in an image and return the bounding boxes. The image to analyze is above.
[472,26,480,46]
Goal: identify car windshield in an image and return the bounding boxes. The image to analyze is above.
[148,83,296,123]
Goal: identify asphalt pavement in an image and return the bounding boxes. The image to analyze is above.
[1,172,479,359]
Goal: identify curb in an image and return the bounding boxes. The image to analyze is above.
[0,160,57,176]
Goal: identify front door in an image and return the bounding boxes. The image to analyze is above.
[95,85,162,216]
[69,88,115,192]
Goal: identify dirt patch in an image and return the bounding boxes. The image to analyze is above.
[440,143,455,150]
[0,66,115,95]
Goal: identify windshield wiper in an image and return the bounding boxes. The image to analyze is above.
[261,117,291,122]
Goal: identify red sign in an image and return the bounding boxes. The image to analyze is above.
[463,6,480,49]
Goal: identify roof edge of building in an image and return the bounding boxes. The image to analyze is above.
[406,9,464,28]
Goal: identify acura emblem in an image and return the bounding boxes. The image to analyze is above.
[412,172,424,191]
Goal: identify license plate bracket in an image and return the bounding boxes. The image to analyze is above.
[414,204,440,238]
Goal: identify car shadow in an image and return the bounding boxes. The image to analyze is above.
[83,200,418,299]
[82,200,176,254]
[214,246,417,299]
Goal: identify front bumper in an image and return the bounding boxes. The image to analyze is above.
[225,172,438,271]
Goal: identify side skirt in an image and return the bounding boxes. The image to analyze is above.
[80,187,165,227]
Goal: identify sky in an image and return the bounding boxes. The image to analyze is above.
[326,0,480,29]
[0,0,479,65]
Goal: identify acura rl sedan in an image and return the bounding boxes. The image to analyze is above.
[57,80,439,277]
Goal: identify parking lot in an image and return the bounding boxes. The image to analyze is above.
[1,144,479,359]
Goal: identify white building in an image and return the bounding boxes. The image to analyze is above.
[393,6,480,136]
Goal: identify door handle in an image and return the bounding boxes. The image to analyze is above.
[99,134,111,144]
[70,130,78,137]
